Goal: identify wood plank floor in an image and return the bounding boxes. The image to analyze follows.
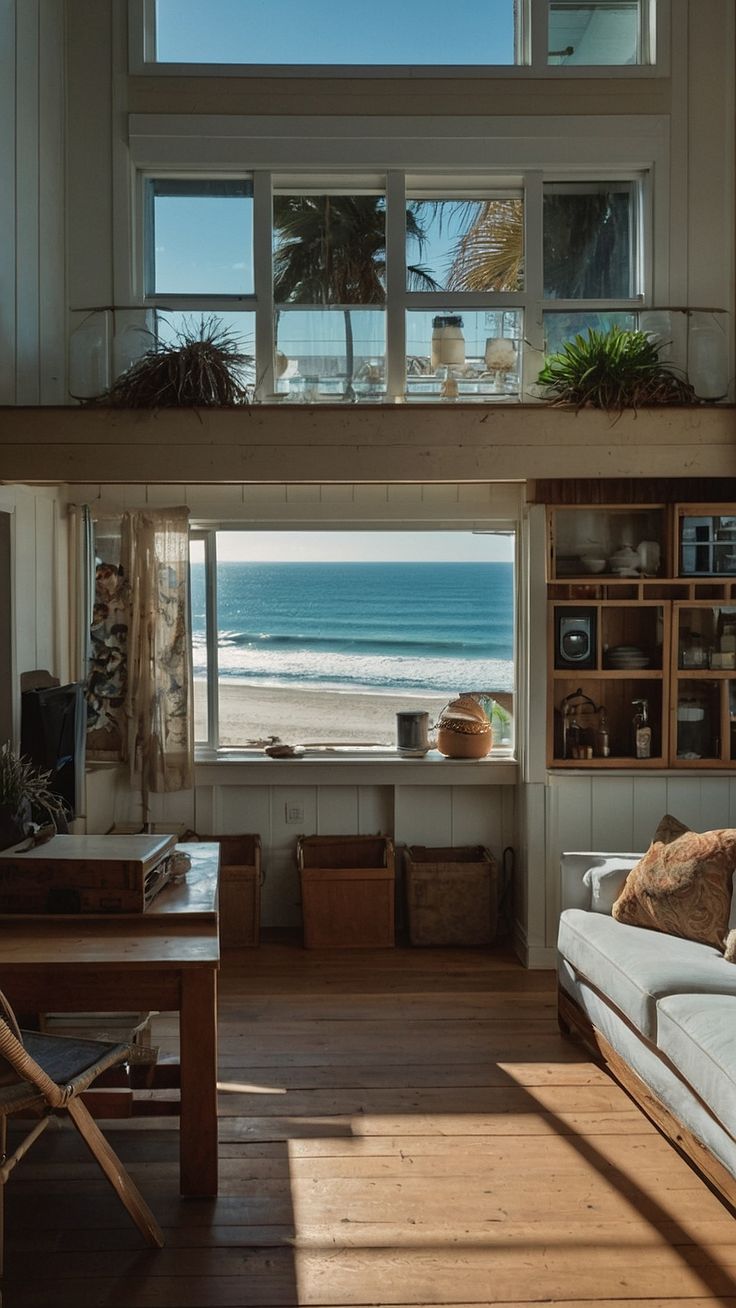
[5,939,736,1308]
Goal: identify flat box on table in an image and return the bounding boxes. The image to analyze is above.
[200,834,261,947]
[405,845,499,946]
[297,834,395,949]
[0,832,177,914]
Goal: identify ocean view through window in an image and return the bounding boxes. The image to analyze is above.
[190,530,515,752]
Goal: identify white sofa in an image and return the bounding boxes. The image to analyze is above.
[557,852,736,1209]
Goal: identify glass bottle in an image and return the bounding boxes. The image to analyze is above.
[632,698,652,759]
[595,709,610,758]
[565,716,581,760]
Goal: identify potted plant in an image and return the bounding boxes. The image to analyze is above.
[537,325,698,411]
[0,742,67,850]
[85,316,254,407]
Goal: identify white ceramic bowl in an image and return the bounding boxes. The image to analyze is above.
[581,556,606,574]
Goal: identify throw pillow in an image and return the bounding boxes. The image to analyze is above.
[725,929,736,963]
[652,813,690,844]
[612,822,736,950]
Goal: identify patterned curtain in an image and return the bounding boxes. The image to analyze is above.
[122,508,193,817]
[86,518,128,760]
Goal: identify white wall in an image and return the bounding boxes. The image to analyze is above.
[0,0,66,405]
[0,485,68,745]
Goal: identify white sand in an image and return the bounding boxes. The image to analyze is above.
[195,680,513,748]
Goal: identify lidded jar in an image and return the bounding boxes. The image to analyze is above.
[436,696,492,759]
[431,316,465,371]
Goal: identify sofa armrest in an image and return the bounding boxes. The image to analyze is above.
[561,851,642,913]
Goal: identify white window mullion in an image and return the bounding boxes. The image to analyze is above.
[530,0,549,71]
[386,171,407,402]
[253,171,274,401]
[205,528,219,752]
[523,171,544,397]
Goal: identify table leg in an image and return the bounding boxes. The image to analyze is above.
[180,968,218,1196]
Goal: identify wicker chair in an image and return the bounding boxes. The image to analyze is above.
[0,989,164,1270]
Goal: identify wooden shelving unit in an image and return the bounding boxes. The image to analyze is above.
[547,504,736,769]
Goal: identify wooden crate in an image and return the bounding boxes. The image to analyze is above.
[203,834,261,947]
[405,845,498,946]
[297,835,395,949]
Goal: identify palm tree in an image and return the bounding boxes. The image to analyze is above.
[446,199,524,293]
[445,191,632,301]
[273,195,439,395]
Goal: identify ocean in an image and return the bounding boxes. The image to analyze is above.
[190,561,514,696]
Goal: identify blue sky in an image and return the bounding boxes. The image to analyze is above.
[156,0,516,65]
[214,530,514,563]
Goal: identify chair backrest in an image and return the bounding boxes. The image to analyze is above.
[0,991,63,1107]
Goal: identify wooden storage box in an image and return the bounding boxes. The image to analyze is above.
[0,833,177,914]
[405,845,498,946]
[204,834,261,947]
[297,835,395,949]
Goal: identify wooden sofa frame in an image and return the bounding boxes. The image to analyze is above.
[558,983,736,1215]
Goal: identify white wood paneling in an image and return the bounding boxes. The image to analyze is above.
[549,771,736,949]
[357,785,393,835]
[85,775,514,929]
[0,486,65,744]
[394,785,453,847]
[33,494,56,673]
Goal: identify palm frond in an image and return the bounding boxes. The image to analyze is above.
[447,200,524,293]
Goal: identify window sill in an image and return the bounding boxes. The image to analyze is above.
[194,747,517,786]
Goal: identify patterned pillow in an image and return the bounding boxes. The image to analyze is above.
[612,817,736,950]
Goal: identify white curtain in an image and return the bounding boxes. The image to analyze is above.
[121,507,194,818]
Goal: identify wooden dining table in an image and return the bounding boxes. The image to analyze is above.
[0,842,220,1197]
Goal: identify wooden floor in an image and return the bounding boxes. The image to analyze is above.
[5,939,736,1307]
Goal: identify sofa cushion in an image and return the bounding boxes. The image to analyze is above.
[558,908,736,1039]
[612,826,736,949]
[656,992,736,1144]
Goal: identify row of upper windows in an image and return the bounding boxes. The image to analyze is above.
[128,172,645,403]
[133,0,658,73]
[147,179,639,302]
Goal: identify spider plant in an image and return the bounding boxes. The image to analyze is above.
[0,742,67,847]
[88,316,254,408]
[537,326,698,411]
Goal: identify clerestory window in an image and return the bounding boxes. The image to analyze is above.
[132,0,658,72]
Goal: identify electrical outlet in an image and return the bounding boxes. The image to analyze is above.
[285,801,304,825]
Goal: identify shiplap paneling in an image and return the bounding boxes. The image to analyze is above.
[550,772,736,946]
[120,777,514,929]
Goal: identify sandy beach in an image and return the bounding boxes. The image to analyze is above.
[195,680,513,748]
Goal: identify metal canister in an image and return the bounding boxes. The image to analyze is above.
[396,711,430,757]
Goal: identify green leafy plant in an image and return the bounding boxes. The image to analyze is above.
[537,326,698,411]
[87,316,254,408]
[0,742,67,844]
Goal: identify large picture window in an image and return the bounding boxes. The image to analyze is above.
[190,529,516,753]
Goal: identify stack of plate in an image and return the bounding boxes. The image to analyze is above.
[605,644,651,669]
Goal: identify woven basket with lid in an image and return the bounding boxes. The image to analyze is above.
[436,696,492,759]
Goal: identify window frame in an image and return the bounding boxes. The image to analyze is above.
[128,0,666,77]
[190,521,519,760]
[130,158,651,403]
